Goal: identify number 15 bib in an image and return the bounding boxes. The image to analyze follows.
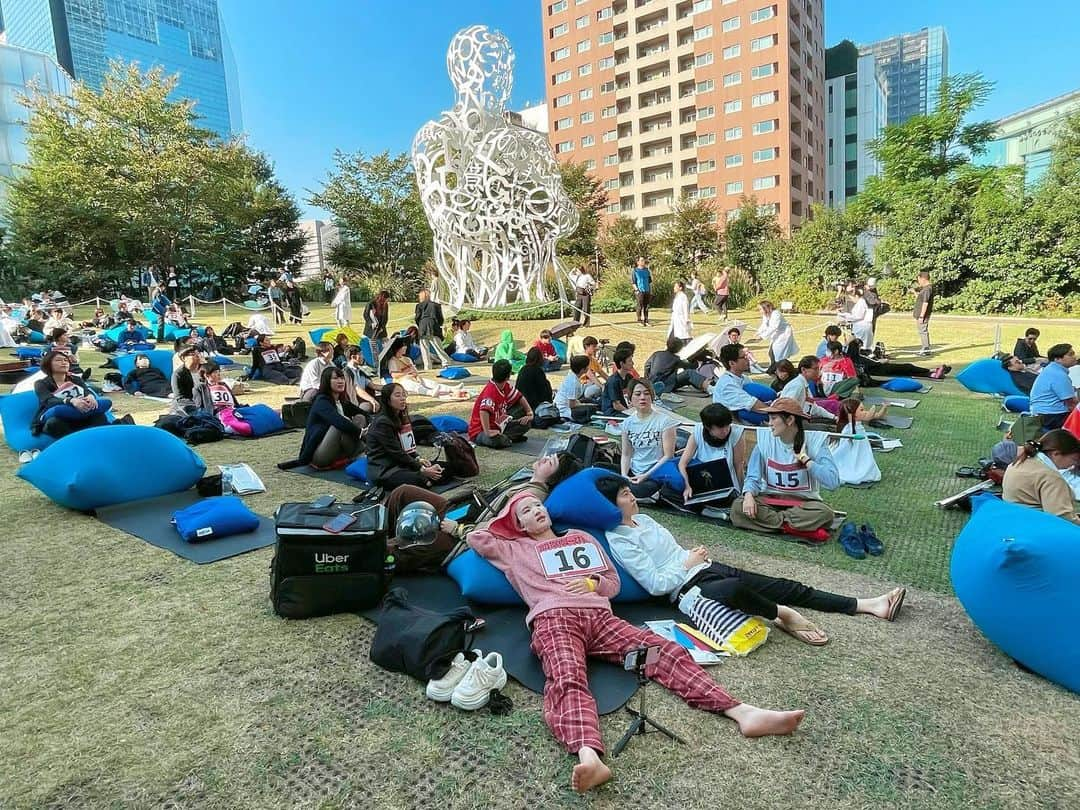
[766,459,810,492]
[534,536,607,581]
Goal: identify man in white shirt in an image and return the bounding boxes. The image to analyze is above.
[554,356,597,422]
[570,266,595,327]
[712,343,769,426]
[299,342,335,401]
[779,356,838,422]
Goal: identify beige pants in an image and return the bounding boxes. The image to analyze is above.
[729,496,834,533]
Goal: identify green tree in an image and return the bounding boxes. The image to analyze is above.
[599,215,653,276]
[556,161,607,261]
[758,204,867,292]
[309,150,432,288]
[658,195,722,276]
[723,197,779,282]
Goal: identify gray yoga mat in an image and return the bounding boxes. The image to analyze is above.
[862,396,920,409]
[362,574,686,715]
[505,433,561,458]
[869,414,914,430]
[285,464,460,494]
[95,491,276,564]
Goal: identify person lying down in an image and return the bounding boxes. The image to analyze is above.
[468,492,805,794]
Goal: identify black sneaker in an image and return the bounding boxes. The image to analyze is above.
[115,414,135,425]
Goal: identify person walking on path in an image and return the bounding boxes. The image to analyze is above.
[689,273,709,315]
[631,257,653,327]
[323,273,335,303]
[414,289,451,370]
[712,268,730,320]
[285,280,304,325]
[332,278,352,327]
[913,271,934,356]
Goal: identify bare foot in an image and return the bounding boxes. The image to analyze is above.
[726,703,806,738]
[856,587,906,620]
[571,746,612,793]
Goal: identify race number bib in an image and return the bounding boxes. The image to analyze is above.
[820,371,844,394]
[209,384,233,405]
[398,425,417,454]
[535,537,606,580]
[765,459,810,492]
[261,349,280,364]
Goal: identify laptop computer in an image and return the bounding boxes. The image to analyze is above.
[683,458,736,505]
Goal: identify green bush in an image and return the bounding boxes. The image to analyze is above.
[456,297,635,322]
[758,283,832,314]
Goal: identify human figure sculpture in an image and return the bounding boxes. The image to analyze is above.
[413,25,579,309]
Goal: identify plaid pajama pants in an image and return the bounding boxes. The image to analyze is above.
[530,607,740,755]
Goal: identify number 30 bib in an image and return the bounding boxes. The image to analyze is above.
[534,536,607,580]
[765,459,810,492]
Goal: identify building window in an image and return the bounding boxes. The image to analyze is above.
[602,105,617,118]
[827,85,833,114]
[581,135,595,147]
[605,178,619,189]
[753,175,778,190]
[697,133,716,146]
[699,159,716,172]
[722,44,741,60]
[577,39,591,53]
[555,117,572,130]
[758,202,779,215]
[751,62,776,79]
[552,47,570,61]
[584,159,596,169]
[601,80,616,93]
[694,53,714,67]
[753,147,778,162]
[554,71,571,84]
[723,71,742,87]
[721,16,740,32]
[598,56,615,69]
[725,154,743,168]
[597,7,612,20]
[580,88,593,100]
[724,126,742,140]
[752,119,777,135]
[723,100,741,114]
[751,90,777,107]
[576,15,589,28]
[726,181,744,195]
[693,0,713,11]
[750,34,776,52]
[828,138,834,165]
[699,186,717,198]
[551,22,569,37]
[604,154,619,166]
[579,64,592,76]
[599,31,614,44]
[694,26,713,41]
[549,1,568,14]
[696,79,715,93]
[554,93,572,107]
[580,111,594,123]
[727,208,741,222]
[749,5,776,23]
[608,203,622,213]
[698,105,716,119]
[556,141,574,153]
[603,130,618,142]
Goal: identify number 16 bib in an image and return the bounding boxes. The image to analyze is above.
[534,536,607,580]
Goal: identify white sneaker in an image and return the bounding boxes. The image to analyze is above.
[451,651,507,710]
[18,450,33,464]
[426,651,474,702]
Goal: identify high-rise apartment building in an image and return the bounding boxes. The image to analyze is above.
[859,26,947,126]
[1,0,241,137]
[540,0,825,233]
[824,40,885,209]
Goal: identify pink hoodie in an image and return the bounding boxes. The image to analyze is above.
[468,491,621,626]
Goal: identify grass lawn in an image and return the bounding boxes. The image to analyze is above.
[2,300,1079,808]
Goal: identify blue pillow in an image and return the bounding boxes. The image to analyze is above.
[28,330,46,344]
[234,404,286,437]
[15,347,44,360]
[956,359,1024,397]
[451,352,478,363]
[951,495,1080,694]
[345,456,369,482]
[113,349,174,380]
[1003,395,1030,413]
[172,496,259,542]
[430,415,469,434]
[210,354,235,367]
[0,391,54,453]
[546,467,624,531]
[881,377,923,393]
[438,366,471,380]
[744,381,777,403]
[652,458,685,489]
[17,425,206,511]
[447,526,650,605]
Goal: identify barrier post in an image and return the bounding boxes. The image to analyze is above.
[223,298,228,323]
[188,294,196,319]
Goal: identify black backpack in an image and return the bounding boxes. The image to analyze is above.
[369,587,476,681]
[433,432,479,478]
[566,433,620,469]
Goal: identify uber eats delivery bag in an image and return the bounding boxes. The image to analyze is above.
[271,502,388,618]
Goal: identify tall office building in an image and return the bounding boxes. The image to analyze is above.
[824,40,885,209]
[981,89,1080,188]
[541,0,825,233]
[859,26,947,126]
[1,0,241,137]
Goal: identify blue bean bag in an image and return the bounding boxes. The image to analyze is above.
[0,391,54,453]
[438,366,471,380]
[360,337,377,367]
[951,495,1080,694]
[172,496,260,542]
[234,404,286,437]
[210,354,235,367]
[451,352,479,363]
[652,458,685,490]
[113,349,174,380]
[430,415,469,434]
[546,467,623,531]
[744,381,777,403]
[1003,395,1030,413]
[957,359,1024,397]
[552,338,568,362]
[345,456,368,482]
[28,330,46,344]
[17,425,206,511]
[161,323,192,342]
[881,377,923,393]
[15,347,44,360]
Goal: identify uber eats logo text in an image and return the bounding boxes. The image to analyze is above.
[314,552,350,573]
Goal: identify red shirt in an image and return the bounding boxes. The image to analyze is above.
[469,379,523,440]
[820,356,857,396]
[533,339,559,361]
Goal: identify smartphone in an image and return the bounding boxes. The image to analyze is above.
[623,644,661,671]
[322,513,357,534]
[312,495,337,509]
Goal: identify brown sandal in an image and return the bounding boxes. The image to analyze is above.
[885,587,907,622]
[775,616,829,646]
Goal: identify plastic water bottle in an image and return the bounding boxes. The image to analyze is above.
[221,468,233,496]
[384,554,396,580]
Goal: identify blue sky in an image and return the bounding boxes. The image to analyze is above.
[220,0,1079,218]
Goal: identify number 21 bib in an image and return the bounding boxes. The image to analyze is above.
[534,536,607,581]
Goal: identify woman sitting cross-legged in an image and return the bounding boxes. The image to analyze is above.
[365,382,445,489]
[1002,429,1080,525]
[32,350,118,439]
[467,492,805,794]
[620,378,680,500]
[669,403,754,511]
[730,397,839,543]
[193,361,252,436]
[599,475,905,646]
[383,336,463,399]
[286,366,367,469]
[123,353,171,398]
[514,348,554,413]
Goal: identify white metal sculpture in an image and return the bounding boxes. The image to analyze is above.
[413,25,579,308]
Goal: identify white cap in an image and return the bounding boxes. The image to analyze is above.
[866,277,877,287]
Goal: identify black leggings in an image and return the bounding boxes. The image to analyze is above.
[864,359,933,378]
[683,562,857,621]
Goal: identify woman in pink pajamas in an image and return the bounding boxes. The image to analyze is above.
[468,492,804,793]
[195,361,252,436]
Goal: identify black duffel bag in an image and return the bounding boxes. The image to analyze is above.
[370,587,476,681]
[271,502,388,618]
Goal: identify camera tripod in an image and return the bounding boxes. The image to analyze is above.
[611,667,686,756]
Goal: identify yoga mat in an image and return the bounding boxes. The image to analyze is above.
[505,433,560,458]
[869,414,914,430]
[95,491,276,564]
[362,574,686,715]
[862,396,920,409]
[284,465,459,494]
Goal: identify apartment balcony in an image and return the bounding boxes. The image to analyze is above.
[634,71,675,92]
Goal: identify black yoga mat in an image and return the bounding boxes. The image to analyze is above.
[284,464,459,494]
[869,414,914,430]
[94,491,276,564]
[362,574,687,715]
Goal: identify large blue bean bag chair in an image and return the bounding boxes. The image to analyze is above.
[957,359,1024,397]
[345,456,368,482]
[451,352,479,363]
[360,337,377,367]
[1003,395,1030,413]
[430,415,469,434]
[15,347,44,360]
[438,366,471,380]
[113,349,174,380]
[552,338,568,362]
[744,381,777,403]
[950,495,1080,694]
[234,404,286,436]
[103,323,148,343]
[28,330,46,344]
[161,323,192,342]
[546,467,624,531]
[652,458,685,490]
[17,425,206,511]
[0,391,54,453]
[880,377,923,393]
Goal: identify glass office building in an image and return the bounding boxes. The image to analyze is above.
[981,89,1080,188]
[0,0,240,137]
[824,41,886,208]
[859,26,948,126]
